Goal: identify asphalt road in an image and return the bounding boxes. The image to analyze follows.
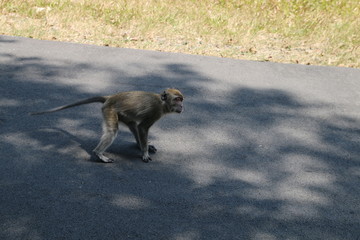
[1,35,359,240]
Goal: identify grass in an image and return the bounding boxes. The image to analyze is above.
[1,0,359,68]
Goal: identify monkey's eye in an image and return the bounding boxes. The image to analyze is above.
[174,97,183,102]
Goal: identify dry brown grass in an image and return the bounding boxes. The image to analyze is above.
[1,0,359,68]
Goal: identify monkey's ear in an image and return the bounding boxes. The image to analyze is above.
[161,91,167,101]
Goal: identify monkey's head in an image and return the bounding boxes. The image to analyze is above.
[161,89,184,114]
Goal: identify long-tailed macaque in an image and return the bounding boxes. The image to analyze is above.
[31,89,184,163]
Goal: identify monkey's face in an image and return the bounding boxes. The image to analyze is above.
[172,96,184,113]
[162,89,184,113]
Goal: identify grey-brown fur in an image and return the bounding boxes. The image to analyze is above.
[30,89,184,163]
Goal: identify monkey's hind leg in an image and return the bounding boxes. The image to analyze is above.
[93,109,119,163]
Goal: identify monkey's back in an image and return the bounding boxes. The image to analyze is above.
[106,91,163,122]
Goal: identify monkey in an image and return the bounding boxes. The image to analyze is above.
[30,89,184,163]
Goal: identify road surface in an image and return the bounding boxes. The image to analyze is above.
[1,35,359,239]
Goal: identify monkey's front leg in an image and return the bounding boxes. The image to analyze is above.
[138,125,152,163]
[128,122,157,154]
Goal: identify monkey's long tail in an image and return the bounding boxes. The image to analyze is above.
[29,96,107,115]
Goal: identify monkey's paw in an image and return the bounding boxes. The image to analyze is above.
[95,153,114,163]
[142,154,152,163]
[148,145,157,153]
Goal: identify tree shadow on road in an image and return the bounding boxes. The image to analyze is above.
[0,43,359,239]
